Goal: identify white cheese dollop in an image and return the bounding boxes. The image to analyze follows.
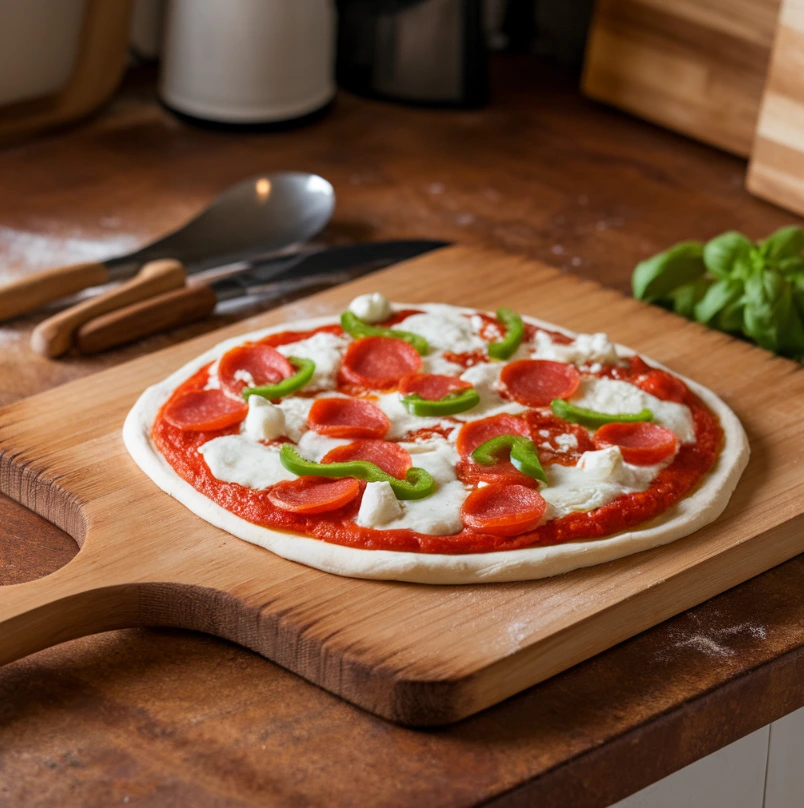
[276,397,316,443]
[397,306,486,355]
[349,292,392,323]
[243,396,286,442]
[276,332,351,391]
[570,377,695,444]
[296,430,350,462]
[531,331,621,366]
[356,437,469,536]
[356,481,403,527]
[199,436,296,490]
[541,446,664,519]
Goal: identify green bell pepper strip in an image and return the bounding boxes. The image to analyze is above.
[488,307,524,360]
[400,387,480,417]
[279,444,436,501]
[470,434,548,485]
[242,357,315,400]
[550,398,653,427]
[340,311,429,356]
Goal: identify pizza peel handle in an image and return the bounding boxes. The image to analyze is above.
[0,540,148,666]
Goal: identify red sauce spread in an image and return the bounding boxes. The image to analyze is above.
[152,316,722,555]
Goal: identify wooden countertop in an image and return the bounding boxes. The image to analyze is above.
[2,57,803,807]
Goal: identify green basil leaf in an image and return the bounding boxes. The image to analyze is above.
[669,276,711,319]
[779,256,804,276]
[694,278,743,324]
[702,231,753,279]
[760,225,804,262]
[632,242,706,301]
[714,297,745,333]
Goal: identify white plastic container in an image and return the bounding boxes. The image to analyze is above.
[159,0,336,124]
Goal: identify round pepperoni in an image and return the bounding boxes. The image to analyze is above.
[398,373,471,401]
[163,389,248,432]
[267,477,361,514]
[340,336,421,389]
[499,360,580,407]
[307,398,390,439]
[594,422,679,466]
[322,440,412,479]
[461,483,547,537]
[455,414,529,457]
[218,344,295,398]
[636,370,688,403]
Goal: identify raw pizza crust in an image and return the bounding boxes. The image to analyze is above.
[123,305,750,584]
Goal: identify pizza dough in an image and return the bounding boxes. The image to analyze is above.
[123,301,749,584]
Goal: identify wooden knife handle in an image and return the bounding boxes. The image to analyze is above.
[30,259,187,358]
[0,261,110,322]
[76,283,219,354]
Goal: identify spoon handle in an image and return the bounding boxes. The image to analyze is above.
[0,261,110,321]
[30,259,187,358]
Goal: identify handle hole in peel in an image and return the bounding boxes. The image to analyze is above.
[0,495,80,585]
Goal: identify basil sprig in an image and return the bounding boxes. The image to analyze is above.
[632,226,804,362]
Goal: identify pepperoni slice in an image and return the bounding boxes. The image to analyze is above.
[636,370,688,403]
[455,414,529,457]
[307,398,390,439]
[461,483,547,537]
[218,344,294,398]
[322,440,412,479]
[163,389,248,432]
[499,360,580,407]
[340,336,421,389]
[594,422,679,466]
[398,373,471,401]
[267,477,361,514]
[524,411,594,466]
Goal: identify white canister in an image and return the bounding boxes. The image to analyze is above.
[159,0,336,125]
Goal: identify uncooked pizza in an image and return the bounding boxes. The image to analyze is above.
[124,294,749,584]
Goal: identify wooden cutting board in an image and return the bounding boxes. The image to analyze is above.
[582,0,781,156]
[747,0,804,215]
[1,246,803,727]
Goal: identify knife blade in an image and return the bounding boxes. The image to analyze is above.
[74,240,448,354]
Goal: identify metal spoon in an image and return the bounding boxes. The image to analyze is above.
[0,171,335,322]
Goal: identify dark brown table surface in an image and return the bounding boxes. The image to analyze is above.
[1,56,803,808]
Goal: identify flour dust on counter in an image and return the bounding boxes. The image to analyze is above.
[124,294,749,584]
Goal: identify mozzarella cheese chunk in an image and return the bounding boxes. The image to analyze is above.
[276,397,315,443]
[531,330,621,366]
[243,395,286,442]
[397,307,486,355]
[276,332,351,391]
[570,377,695,443]
[296,430,350,462]
[349,292,392,323]
[374,437,469,535]
[356,481,403,527]
[199,435,295,489]
[541,446,664,519]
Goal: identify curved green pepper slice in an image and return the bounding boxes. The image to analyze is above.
[242,357,315,400]
[471,434,547,484]
[279,444,436,500]
[340,311,429,356]
[488,307,524,360]
[400,387,480,417]
[550,399,653,428]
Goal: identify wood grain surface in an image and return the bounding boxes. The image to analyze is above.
[747,0,804,215]
[2,58,804,806]
[583,0,781,156]
[2,245,803,727]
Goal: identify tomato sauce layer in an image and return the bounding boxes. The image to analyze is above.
[152,320,722,555]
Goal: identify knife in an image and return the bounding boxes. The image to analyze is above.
[73,240,447,355]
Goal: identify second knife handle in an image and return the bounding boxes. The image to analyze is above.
[76,283,219,354]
